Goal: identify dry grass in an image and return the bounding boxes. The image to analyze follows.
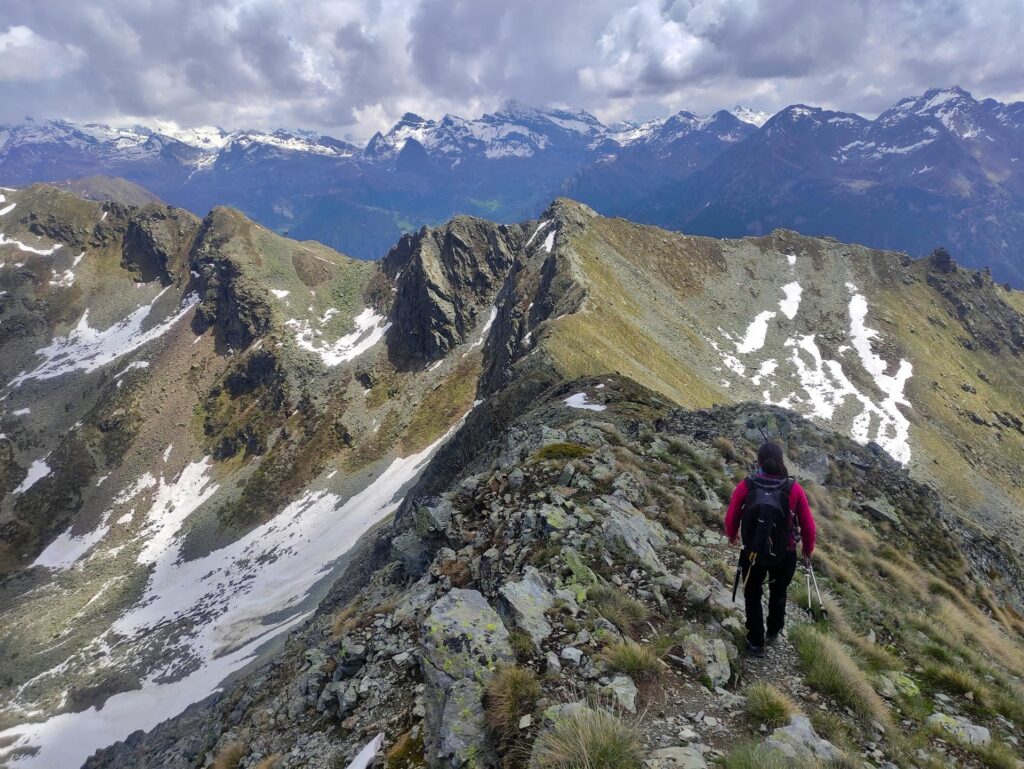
[588,585,650,636]
[599,641,663,682]
[531,708,644,769]
[331,603,360,638]
[485,666,542,744]
[712,436,736,461]
[790,624,890,726]
[211,743,246,769]
[744,682,796,728]
[254,755,283,769]
[922,663,991,707]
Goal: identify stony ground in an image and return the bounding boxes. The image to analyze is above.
[79,380,1024,769]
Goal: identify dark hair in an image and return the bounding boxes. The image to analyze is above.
[757,441,788,476]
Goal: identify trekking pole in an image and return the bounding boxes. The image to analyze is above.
[732,562,741,603]
[808,560,828,620]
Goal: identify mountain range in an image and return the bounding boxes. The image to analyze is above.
[5,87,1024,285]
[2,185,1024,767]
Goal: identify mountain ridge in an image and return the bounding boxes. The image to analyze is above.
[2,186,1024,767]
[7,87,1024,286]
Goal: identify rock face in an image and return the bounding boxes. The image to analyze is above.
[419,589,513,768]
[766,715,843,763]
[382,217,525,364]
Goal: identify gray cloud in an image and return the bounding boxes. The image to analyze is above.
[0,0,1022,135]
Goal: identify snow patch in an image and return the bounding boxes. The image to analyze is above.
[779,282,802,320]
[524,220,551,247]
[344,734,385,769]
[735,311,776,354]
[270,289,290,299]
[286,308,390,367]
[11,290,198,387]
[13,459,51,495]
[564,392,606,412]
[0,233,61,255]
[542,230,556,253]
[0,203,15,216]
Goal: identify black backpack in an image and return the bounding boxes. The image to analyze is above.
[741,475,795,565]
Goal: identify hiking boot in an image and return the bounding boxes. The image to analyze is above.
[766,631,781,645]
[746,640,764,657]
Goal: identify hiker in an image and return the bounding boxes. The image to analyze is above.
[724,441,815,656]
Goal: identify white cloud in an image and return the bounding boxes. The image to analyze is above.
[0,1,1022,133]
[0,25,86,82]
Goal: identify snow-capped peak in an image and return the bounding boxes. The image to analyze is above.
[732,105,770,127]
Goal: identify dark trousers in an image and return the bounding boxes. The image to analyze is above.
[741,549,798,646]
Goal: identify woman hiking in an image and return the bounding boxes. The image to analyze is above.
[724,441,815,656]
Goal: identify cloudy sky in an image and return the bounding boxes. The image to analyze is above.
[1,0,1023,137]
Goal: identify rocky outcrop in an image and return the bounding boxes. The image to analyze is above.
[382,216,526,365]
[190,208,274,348]
[120,204,202,284]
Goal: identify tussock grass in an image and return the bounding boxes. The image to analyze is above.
[508,628,536,661]
[790,624,890,725]
[936,598,1024,678]
[531,708,644,769]
[720,742,793,769]
[712,436,736,461]
[744,682,795,728]
[211,743,246,769]
[588,585,649,636]
[810,710,856,752]
[922,663,990,707]
[970,741,1023,769]
[254,755,282,769]
[330,603,360,638]
[599,641,663,682]
[485,666,542,744]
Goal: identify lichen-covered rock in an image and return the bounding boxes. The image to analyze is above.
[415,497,454,537]
[420,589,513,767]
[604,675,638,713]
[498,568,555,650]
[926,713,991,746]
[675,633,731,689]
[645,746,708,769]
[596,495,669,573]
[766,715,843,762]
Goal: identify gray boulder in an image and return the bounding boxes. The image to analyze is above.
[498,567,555,650]
[676,633,731,689]
[420,589,513,768]
[926,713,991,746]
[596,495,669,573]
[766,715,843,762]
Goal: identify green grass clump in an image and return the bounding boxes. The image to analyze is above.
[790,624,889,725]
[969,741,1022,769]
[992,688,1024,728]
[599,641,663,682]
[534,443,593,461]
[508,628,536,661]
[588,585,650,636]
[744,682,796,728]
[720,742,793,769]
[484,666,542,744]
[922,663,990,707]
[532,708,643,769]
